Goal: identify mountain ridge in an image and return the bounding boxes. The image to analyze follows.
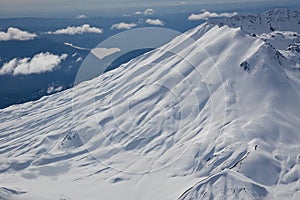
[210,8,300,34]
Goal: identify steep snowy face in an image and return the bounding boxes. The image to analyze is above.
[210,9,300,35]
[259,31,300,50]
[258,31,300,70]
[211,8,300,78]
[1,22,300,199]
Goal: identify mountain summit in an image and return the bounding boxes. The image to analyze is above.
[1,9,300,200]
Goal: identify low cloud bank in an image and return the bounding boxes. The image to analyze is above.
[111,22,137,30]
[0,52,67,75]
[188,10,238,20]
[47,24,103,35]
[0,27,37,41]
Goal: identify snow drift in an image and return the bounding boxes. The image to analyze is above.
[1,9,300,200]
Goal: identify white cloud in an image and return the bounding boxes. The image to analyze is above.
[169,1,187,6]
[75,14,87,19]
[64,42,90,51]
[146,18,164,26]
[47,85,63,94]
[144,8,155,16]
[47,24,103,35]
[0,27,37,41]
[135,9,155,16]
[0,52,67,75]
[188,10,238,20]
[76,57,83,63]
[111,22,137,30]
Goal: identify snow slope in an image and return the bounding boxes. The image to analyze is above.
[1,11,300,200]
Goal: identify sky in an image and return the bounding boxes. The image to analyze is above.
[0,0,299,18]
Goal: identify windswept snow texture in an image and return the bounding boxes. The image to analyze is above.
[1,10,300,200]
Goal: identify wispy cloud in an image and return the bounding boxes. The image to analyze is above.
[76,57,83,63]
[47,85,63,94]
[135,11,142,15]
[144,8,155,16]
[135,8,155,16]
[75,14,87,19]
[188,10,238,20]
[171,1,187,6]
[111,22,137,30]
[145,19,164,26]
[0,27,37,41]
[47,24,103,35]
[0,52,67,75]
[64,42,90,51]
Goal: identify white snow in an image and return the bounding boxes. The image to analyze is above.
[1,9,300,200]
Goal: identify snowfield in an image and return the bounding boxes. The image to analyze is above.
[1,9,300,200]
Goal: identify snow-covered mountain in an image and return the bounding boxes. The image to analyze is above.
[212,8,300,76]
[210,9,300,34]
[1,9,300,200]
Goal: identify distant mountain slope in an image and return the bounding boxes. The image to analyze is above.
[1,10,300,200]
[210,9,300,34]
